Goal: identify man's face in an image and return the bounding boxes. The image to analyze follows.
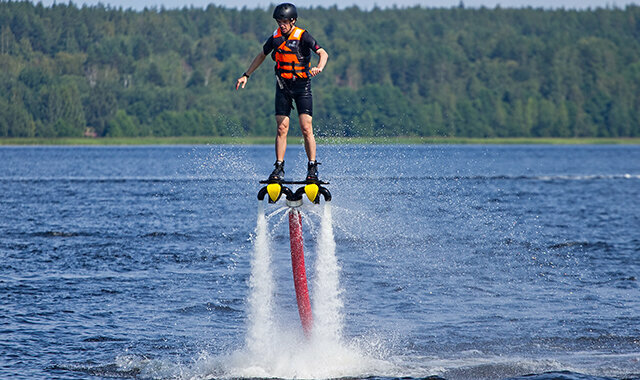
[276,19,295,34]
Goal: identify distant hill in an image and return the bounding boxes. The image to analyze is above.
[1,2,639,138]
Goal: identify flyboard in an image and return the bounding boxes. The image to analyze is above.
[257,179,331,336]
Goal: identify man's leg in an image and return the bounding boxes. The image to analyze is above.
[275,115,290,161]
[299,113,316,161]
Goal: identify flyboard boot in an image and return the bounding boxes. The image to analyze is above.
[306,160,320,182]
[269,160,285,182]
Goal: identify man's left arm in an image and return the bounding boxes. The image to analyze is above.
[310,48,328,77]
[303,32,328,77]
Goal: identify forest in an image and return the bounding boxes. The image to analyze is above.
[1,1,640,138]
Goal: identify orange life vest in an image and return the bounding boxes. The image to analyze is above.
[273,26,310,80]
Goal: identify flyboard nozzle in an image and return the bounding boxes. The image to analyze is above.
[286,198,303,208]
[293,184,332,204]
[257,183,294,203]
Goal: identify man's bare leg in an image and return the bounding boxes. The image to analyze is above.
[299,113,316,161]
[275,115,290,161]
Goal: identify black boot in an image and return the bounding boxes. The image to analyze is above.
[269,160,285,181]
[306,160,320,182]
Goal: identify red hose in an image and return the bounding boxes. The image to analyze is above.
[288,208,313,336]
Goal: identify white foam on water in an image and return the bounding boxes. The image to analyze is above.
[219,330,393,379]
[173,327,396,379]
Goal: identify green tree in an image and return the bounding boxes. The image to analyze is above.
[105,109,140,137]
[0,99,36,137]
[40,82,86,137]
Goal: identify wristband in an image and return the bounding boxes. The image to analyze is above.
[242,72,250,78]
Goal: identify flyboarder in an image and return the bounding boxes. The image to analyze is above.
[235,3,329,182]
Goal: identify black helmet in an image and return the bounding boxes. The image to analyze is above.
[273,3,297,21]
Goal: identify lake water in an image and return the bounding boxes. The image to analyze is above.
[1,144,639,380]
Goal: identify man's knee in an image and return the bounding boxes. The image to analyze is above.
[276,116,290,136]
[301,125,314,138]
[299,114,313,136]
[277,124,289,136]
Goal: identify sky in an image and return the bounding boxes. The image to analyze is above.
[38,0,639,11]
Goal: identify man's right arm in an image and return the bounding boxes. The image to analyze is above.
[236,52,267,90]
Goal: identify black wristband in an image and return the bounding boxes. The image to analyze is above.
[242,72,250,78]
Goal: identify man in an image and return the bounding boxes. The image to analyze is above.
[235,3,329,182]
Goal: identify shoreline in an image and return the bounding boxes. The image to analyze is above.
[1,136,640,146]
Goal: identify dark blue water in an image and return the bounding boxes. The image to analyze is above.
[1,145,638,380]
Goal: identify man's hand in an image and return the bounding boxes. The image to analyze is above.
[235,75,248,90]
[309,67,323,77]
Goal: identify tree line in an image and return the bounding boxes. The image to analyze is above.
[1,1,640,138]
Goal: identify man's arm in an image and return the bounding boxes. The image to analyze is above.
[310,48,328,77]
[236,51,267,90]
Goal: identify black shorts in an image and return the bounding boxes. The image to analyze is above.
[275,78,313,117]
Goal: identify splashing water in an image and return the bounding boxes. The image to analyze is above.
[245,202,276,355]
[217,201,393,379]
[312,203,344,343]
